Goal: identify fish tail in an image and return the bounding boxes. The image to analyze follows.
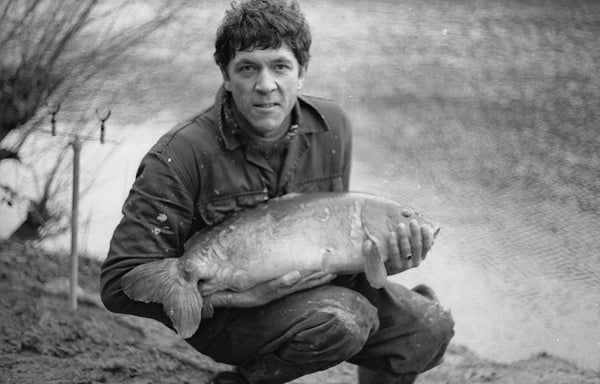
[121,258,203,338]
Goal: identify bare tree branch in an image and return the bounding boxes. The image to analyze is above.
[44,1,98,71]
[38,142,70,209]
[0,0,16,27]
[0,0,44,50]
[1,0,192,240]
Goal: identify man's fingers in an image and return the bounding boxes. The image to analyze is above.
[299,271,333,283]
[362,236,374,257]
[387,230,401,268]
[397,223,412,269]
[275,271,331,287]
[272,271,335,298]
[409,220,422,267]
[268,270,334,295]
[421,226,433,260]
[209,290,247,307]
[208,271,335,309]
[276,271,302,287]
[297,272,336,289]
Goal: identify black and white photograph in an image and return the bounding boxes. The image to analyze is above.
[1,1,598,383]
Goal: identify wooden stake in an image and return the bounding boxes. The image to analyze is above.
[70,136,82,311]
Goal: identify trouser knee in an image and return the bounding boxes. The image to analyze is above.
[411,303,455,372]
[239,286,381,383]
[436,305,455,345]
[349,292,456,379]
[279,287,380,364]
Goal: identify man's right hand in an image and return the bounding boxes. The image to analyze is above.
[207,271,336,309]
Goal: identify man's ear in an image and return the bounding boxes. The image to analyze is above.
[298,65,307,89]
[220,67,231,91]
[299,65,307,80]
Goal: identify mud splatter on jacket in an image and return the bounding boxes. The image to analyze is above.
[100,86,353,326]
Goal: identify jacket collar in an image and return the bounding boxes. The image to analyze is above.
[215,85,330,151]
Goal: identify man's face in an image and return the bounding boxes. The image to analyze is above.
[222,45,305,137]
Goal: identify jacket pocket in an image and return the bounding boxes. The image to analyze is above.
[198,192,268,225]
[293,175,345,193]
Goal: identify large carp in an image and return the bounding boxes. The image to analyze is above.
[121,192,440,338]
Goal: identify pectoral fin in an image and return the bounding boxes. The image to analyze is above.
[362,237,387,289]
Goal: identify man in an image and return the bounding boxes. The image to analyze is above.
[100,1,454,383]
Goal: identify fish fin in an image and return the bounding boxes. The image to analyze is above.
[360,204,387,289]
[362,237,387,289]
[121,259,203,339]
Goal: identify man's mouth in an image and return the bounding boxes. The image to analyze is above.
[254,102,278,108]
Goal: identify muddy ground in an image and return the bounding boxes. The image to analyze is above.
[1,241,598,384]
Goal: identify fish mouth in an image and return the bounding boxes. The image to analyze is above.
[432,224,441,239]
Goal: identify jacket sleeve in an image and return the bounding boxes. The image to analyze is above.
[100,135,200,327]
[340,106,353,192]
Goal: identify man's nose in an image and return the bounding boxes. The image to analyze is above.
[255,69,277,93]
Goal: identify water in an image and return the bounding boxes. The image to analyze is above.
[352,159,600,370]
[310,0,600,369]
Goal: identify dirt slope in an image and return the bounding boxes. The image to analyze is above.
[1,241,598,384]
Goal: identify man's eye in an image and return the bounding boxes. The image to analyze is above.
[274,64,290,72]
[238,65,255,73]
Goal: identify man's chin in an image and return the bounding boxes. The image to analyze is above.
[247,119,286,136]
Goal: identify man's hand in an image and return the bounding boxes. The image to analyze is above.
[207,271,336,309]
[383,219,435,275]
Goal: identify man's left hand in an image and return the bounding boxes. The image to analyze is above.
[206,271,336,310]
[383,219,435,275]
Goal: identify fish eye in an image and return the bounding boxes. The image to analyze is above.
[401,209,412,218]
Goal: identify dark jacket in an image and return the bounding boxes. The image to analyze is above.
[100,87,353,326]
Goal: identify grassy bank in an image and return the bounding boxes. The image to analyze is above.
[1,241,598,383]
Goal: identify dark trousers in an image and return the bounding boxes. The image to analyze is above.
[186,275,455,384]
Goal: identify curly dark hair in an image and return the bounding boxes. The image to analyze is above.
[214,0,311,70]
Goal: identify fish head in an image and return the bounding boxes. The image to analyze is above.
[389,205,440,239]
[360,196,441,242]
[357,195,440,289]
